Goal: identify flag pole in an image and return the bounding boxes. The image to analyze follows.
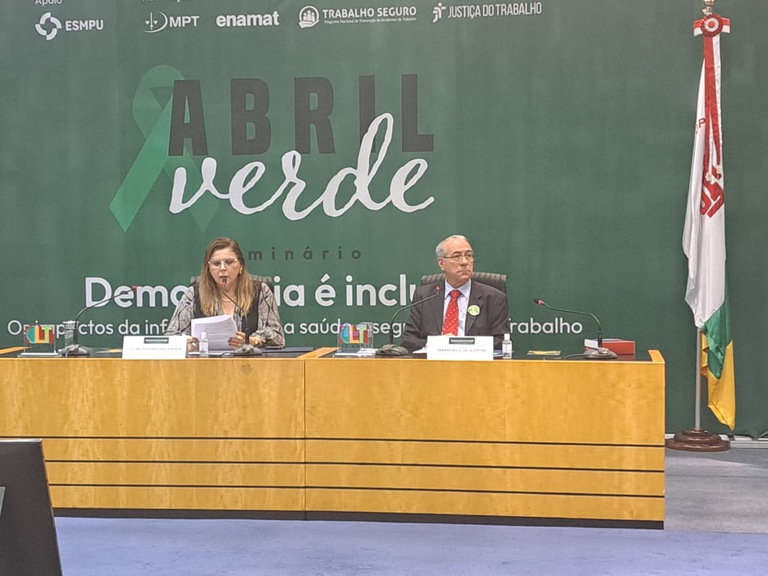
[666,0,730,452]
[667,332,729,451]
[694,329,702,431]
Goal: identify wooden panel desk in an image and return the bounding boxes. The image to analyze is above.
[304,351,665,527]
[0,351,664,527]
[0,357,306,514]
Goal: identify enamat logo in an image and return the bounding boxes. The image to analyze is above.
[36,11,62,41]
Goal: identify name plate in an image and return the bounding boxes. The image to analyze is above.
[426,335,494,361]
[122,335,187,359]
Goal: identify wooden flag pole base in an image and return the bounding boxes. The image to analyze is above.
[665,428,730,452]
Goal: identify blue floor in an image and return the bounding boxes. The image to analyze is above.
[55,517,768,576]
[53,447,768,575]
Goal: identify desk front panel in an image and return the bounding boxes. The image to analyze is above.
[1,353,665,524]
[0,358,305,512]
[304,353,665,523]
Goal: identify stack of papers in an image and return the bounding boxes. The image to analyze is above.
[191,315,238,352]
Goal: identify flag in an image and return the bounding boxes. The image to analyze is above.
[23,323,56,345]
[682,13,735,430]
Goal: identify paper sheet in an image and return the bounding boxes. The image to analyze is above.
[191,315,237,351]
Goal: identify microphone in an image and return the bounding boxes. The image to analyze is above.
[232,344,262,357]
[532,298,617,360]
[376,285,442,357]
[61,286,136,357]
[220,284,263,356]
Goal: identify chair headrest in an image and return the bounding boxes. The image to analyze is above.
[419,272,507,293]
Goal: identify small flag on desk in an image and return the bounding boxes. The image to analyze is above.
[24,324,56,345]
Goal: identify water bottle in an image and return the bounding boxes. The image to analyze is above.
[502,333,513,359]
[199,331,209,357]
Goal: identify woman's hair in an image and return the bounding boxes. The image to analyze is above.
[198,237,256,316]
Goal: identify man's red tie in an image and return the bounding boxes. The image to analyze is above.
[442,289,461,335]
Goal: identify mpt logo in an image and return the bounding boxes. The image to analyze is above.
[144,11,200,33]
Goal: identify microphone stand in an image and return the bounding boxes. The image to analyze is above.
[376,286,442,357]
[583,346,617,360]
[220,286,264,356]
[533,299,617,360]
[60,287,135,357]
[376,342,410,358]
[232,344,263,356]
[60,320,90,357]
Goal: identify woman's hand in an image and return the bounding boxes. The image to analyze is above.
[228,331,247,348]
[186,337,199,352]
[249,334,266,348]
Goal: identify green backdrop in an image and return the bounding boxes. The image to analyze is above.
[2,0,766,437]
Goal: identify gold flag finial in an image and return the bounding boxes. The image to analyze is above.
[703,0,716,16]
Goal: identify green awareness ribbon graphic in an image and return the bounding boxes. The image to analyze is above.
[110,65,217,232]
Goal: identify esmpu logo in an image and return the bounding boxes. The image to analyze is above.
[35,12,62,40]
[35,11,105,41]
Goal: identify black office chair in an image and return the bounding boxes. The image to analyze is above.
[190,274,273,290]
[420,272,507,293]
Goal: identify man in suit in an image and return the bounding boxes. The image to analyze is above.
[401,234,509,352]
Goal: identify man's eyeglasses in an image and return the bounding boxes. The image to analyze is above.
[209,258,239,268]
[441,252,475,262]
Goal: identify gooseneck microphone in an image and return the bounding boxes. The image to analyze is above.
[220,282,263,356]
[60,286,136,357]
[376,285,442,357]
[532,298,617,360]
